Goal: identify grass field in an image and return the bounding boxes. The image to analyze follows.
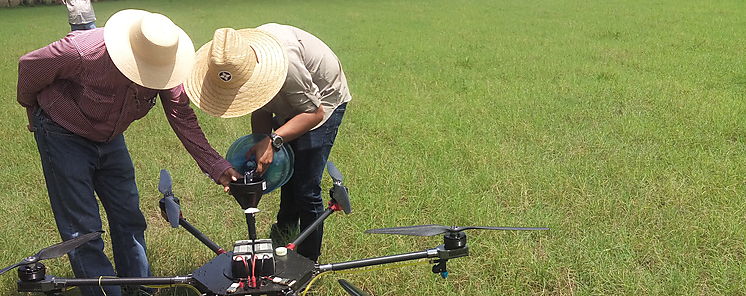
[1,0,745,295]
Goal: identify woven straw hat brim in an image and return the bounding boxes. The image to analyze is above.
[185,29,288,118]
[104,9,195,90]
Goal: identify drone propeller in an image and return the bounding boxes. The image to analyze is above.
[327,161,351,214]
[158,169,173,195]
[338,279,369,296]
[0,231,103,276]
[158,169,181,228]
[365,224,550,236]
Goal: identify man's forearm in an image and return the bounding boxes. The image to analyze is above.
[161,87,231,182]
[275,107,324,142]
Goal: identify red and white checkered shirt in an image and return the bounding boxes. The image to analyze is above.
[17,28,231,181]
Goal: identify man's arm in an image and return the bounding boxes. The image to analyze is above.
[17,34,81,130]
[160,85,241,191]
[249,45,328,175]
[250,107,323,175]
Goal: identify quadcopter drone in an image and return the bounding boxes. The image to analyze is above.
[1,162,549,296]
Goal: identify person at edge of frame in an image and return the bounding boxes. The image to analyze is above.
[60,0,97,31]
[184,24,352,262]
[16,9,242,296]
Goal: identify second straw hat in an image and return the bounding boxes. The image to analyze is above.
[185,28,288,118]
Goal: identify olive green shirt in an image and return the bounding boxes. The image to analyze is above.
[257,23,352,130]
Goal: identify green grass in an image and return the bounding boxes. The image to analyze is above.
[1,0,746,295]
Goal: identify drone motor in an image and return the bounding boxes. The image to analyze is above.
[17,262,45,282]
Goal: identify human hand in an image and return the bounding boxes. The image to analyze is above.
[247,137,274,176]
[218,167,242,193]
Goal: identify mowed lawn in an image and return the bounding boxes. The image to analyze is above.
[1,0,745,295]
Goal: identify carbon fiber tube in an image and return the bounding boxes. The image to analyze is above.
[180,218,225,254]
[54,276,191,286]
[290,208,334,248]
[318,250,433,272]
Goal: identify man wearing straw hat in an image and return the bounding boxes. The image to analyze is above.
[186,24,351,261]
[17,9,241,296]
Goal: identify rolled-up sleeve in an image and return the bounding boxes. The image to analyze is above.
[17,35,81,108]
[160,84,231,182]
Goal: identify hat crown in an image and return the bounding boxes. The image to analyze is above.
[129,13,179,65]
[208,28,257,86]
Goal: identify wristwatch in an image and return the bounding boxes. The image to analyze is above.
[269,133,284,151]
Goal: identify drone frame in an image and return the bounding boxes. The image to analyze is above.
[7,162,548,296]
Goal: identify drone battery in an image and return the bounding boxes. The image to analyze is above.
[231,256,250,278]
[232,239,276,277]
[231,256,276,278]
[234,239,274,254]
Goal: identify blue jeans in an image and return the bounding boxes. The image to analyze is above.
[33,110,150,296]
[277,103,347,261]
[71,22,96,31]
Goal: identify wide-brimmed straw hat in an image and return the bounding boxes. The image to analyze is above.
[184,28,288,118]
[104,9,195,90]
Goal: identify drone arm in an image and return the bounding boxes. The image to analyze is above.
[287,207,335,250]
[317,244,471,273]
[54,276,192,287]
[317,249,435,272]
[18,276,193,293]
[179,218,226,255]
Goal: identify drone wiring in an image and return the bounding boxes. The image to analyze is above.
[61,282,201,296]
[98,275,113,296]
[143,283,202,295]
[251,254,257,288]
[300,259,431,296]
[93,275,203,296]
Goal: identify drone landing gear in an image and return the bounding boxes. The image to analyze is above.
[432,231,467,278]
[432,260,449,279]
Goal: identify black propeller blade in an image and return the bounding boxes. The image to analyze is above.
[327,161,344,183]
[327,161,351,214]
[365,224,550,236]
[158,169,173,197]
[0,231,103,276]
[158,169,181,228]
[338,279,369,296]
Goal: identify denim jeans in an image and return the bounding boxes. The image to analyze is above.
[277,103,347,261]
[70,22,96,31]
[33,110,150,296]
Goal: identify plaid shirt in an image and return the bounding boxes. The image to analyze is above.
[17,28,231,181]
